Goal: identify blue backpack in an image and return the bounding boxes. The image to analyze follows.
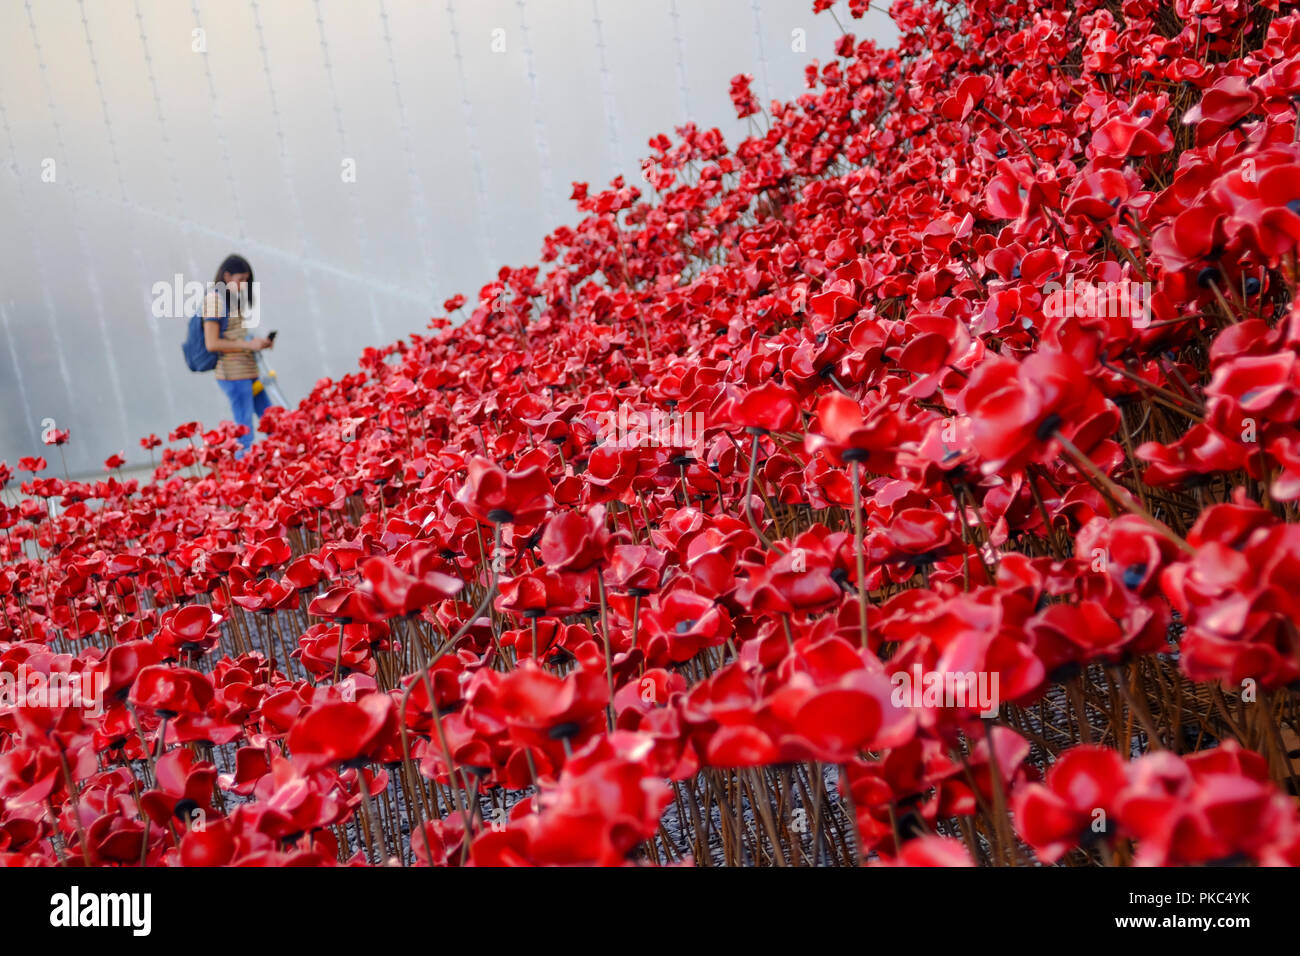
[181,301,227,372]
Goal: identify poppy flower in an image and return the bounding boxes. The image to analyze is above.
[939,74,990,122]
[736,530,847,615]
[538,505,615,574]
[358,557,462,617]
[231,577,298,615]
[1012,745,1128,863]
[0,745,63,806]
[154,604,221,660]
[487,663,609,745]
[873,835,975,867]
[1116,743,1300,866]
[605,545,668,594]
[805,392,900,469]
[286,693,398,770]
[217,746,272,797]
[457,456,555,526]
[496,566,589,619]
[128,665,214,717]
[729,73,760,119]
[1092,95,1174,158]
[726,381,802,433]
[307,586,385,624]
[958,351,1109,475]
[179,816,237,867]
[790,668,913,762]
[471,735,671,866]
[1136,423,1246,486]
[869,508,958,568]
[637,590,732,665]
[139,748,217,827]
[1182,75,1259,144]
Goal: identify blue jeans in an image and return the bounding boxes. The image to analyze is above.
[217,378,270,457]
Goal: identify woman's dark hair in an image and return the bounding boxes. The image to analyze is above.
[213,253,255,314]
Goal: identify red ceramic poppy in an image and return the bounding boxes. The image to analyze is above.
[726,381,802,434]
[457,456,555,526]
[806,392,900,469]
[1012,745,1128,863]
[286,693,398,770]
[538,505,615,574]
[307,586,385,624]
[358,556,462,617]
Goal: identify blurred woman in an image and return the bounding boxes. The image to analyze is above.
[203,254,274,457]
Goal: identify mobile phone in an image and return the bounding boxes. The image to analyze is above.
[268,330,278,342]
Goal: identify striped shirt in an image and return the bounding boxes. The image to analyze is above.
[204,292,258,381]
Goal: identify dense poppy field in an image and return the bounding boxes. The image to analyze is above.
[4,0,1300,867]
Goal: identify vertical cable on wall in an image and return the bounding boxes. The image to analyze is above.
[0,302,38,451]
[250,0,331,367]
[311,0,385,343]
[516,0,560,226]
[749,0,773,108]
[25,0,130,450]
[590,0,624,177]
[80,0,181,428]
[190,0,246,240]
[0,78,66,453]
[132,0,201,285]
[444,0,497,267]
[668,0,693,122]
[378,0,440,306]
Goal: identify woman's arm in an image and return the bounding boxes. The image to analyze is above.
[203,319,255,352]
